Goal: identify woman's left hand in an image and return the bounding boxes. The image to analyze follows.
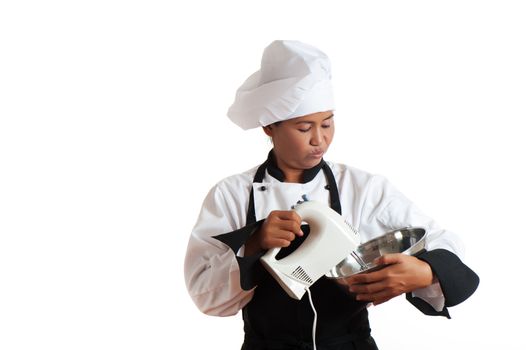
[342,254,434,306]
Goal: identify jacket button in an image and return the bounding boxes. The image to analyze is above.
[259,186,266,191]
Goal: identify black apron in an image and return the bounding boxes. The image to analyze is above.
[241,158,378,350]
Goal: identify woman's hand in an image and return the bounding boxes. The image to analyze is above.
[244,210,303,256]
[342,254,434,306]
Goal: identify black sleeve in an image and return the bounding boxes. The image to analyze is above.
[406,249,479,318]
[213,220,266,291]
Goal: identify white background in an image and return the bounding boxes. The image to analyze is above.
[1,1,525,349]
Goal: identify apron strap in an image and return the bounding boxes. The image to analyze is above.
[322,161,341,215]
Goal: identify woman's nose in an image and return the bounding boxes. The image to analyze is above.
[310,128,322,146]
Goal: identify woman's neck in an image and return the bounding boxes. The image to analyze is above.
[283,170,303,183]
[273,157,303,183]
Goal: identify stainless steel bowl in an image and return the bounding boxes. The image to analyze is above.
[325,227,426,279]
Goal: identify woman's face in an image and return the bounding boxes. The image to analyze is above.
[263,111,335,180]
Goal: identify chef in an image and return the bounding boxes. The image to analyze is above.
[184,40,479,350]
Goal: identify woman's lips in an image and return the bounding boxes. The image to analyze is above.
[309,150,324,159]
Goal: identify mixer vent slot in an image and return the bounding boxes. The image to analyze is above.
[291,266,313,284]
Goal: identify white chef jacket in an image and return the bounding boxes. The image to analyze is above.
[184,161,464,317]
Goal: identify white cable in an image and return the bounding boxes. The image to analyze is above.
[305,287,317,350]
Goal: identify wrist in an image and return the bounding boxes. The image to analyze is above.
[244,230,263,256]
[421,260,435,288]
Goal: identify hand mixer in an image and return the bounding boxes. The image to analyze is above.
[260,200,362,300]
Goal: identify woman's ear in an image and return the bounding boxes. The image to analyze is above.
[262,125,273,137]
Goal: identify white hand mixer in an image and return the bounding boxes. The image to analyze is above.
[260,200,362,300]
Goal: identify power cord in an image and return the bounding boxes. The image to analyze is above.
[305,287,318,350]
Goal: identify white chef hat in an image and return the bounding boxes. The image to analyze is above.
[227,40,335,130]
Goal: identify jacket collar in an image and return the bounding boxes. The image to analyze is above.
[266,150,325,184]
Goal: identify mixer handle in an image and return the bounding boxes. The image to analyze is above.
[261,201,325,262]
[261,200,361,262]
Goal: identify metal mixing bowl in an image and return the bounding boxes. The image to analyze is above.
[325,227,426,279]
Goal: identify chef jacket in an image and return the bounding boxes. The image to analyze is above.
[184,152,479,347]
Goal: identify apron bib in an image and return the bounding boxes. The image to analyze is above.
[241,157,377,350]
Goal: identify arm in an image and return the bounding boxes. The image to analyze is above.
[214,210,304,290]
[349,176,478,316]
[184,185,255,316]
[184,185,303,316]
[343,253,434,306]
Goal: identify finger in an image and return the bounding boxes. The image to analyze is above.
[274,210,301,223]
[260,230,295,249]
[348,280,386,295]
[269,211,303,235]
[278,220,303,236]
[348,258,406,285]
[266,211,292,223]
[283,210,303,225]
[291,211,304,226]
[263,220,301,238]
[343,273,369,285]
[275,229,296,242]
[268,238,293,248]
[345,268,388,285]
[374,253,404,266]
[355,289,397,304]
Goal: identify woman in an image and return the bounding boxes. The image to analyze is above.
[184,40,478,350]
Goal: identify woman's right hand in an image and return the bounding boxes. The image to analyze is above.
[244,210,303,255]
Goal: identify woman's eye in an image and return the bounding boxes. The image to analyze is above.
[298,128,311,133]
